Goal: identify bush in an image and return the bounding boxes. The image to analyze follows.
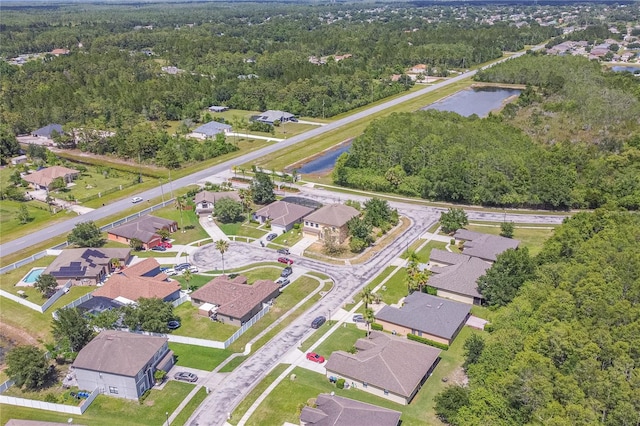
[407,333,449,350]
[139,389,151,404]
[336,378,345,389]
[44,393,58,403]
[371,323,383,331]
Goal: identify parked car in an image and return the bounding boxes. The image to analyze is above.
[151,246,166,252]
[164,268,177,276]
[352,314,365,323]
[160,241,173,248]
[131,197,143,203]
[207,215,214,222]
[281,267,293,278]
[188,266,199,273]
[306,352,325,363]
[311,316,326,329]
[175,263,191,271]
[174,372,198,382]
[277,278,290,288]
[277,257,293,265]
[266,233,277,241]
[277,248,290,255]
[167,320,181,330]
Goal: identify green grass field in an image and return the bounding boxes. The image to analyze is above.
[169,342,231,371]
[465,223,555,256]
[172,303,238,342]
[0,199,75,244]
[0,379,194,426]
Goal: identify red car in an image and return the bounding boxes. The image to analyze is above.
[306,352,325,363]
[161,241,173,248]
[278,257,293,265]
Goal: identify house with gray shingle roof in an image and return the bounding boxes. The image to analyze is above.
[190,121,232,139]
[194,190,241,215]
[453,229,519,262]
[252,110,296,125]
[73,330,174,400]
[303,203,360,243]
[43,247,131,286]
[32,124,63,139]
[253,200,315,234]
[23,165,79,190]
[375,292,470,345]
[300,394,401,426]
[426,249,490,305]
[107,215,177,250]
[325,332,440,405]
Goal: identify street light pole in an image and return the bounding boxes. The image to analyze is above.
[165,411,169,426]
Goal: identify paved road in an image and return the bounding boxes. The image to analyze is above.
[0,45,541,258]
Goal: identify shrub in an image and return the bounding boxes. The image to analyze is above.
[336,378,345,389]
[44,393,58,403]
[407,333,449,350]
[139,389,151,404]
[371,323,383,331]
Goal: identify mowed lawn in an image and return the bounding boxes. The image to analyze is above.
[245,327,483,426]
[0,199,75,244]
[465,223,555,256]
[172,303,238,342]
[169,342,231,371]
[0,380,194,426]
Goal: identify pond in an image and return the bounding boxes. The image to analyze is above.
[611,66,640,74]
[298,142,352,174]
[421,86,522,117]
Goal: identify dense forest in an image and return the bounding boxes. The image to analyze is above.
[334,54,640,210]
[439,210,640,425]
[0,3,559,133]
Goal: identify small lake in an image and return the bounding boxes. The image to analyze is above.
[421,87,522,117]
[611,66,640,74]
[298,143,352,174]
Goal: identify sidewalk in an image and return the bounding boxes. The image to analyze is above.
[199,216,230,242]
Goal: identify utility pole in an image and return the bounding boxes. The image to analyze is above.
[160,179,165,203]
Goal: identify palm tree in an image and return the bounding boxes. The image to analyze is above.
[215,239,230,274]
[110,257,121,271]
[360,286,374,310]
[292,168,299,183]
[364,308,375,338]
[416,270,431,293]
[182,269,193,289]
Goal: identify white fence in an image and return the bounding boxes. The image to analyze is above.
[223,304,271,349]
[171,293,190,308]
[0,380,100,415]
[53,291,94,319]
[0,281,71,314]
[168,335,225,349]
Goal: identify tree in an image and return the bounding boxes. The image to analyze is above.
[17,204,31,224]
[0,124,20,166]
[250,171,275,204]
[157,228,170,240]
[182,269,193,288]
[434,386,471,424]
[500,221,515,238]
[364,307,375,337]
[51,307,94,353]
[360,286,374,310]
[49,177,67,192]
[122,298,175,333]
[477,247,535,307]
[214,198,244,223]
[322,227,342,255]
[215,239,230,274]
[67,221,105,247]
[463,334,485,368]
[363,198,392,227]
[440,208,468,234]
[6,345,50,390]
[347,217,373,244]
[35,273,57,297]
[129,237,143,251]
[89,308,121,330]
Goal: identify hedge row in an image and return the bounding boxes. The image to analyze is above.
[407,333,449,350]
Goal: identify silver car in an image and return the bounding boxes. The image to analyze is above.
[174,372,198,382]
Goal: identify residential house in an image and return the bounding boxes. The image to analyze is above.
[92,258,181,304]
[51,49,70,56]
[253,201,315,234]
[303,203,359,244]
[76,296,124,317]
[10,155,28,165]
[23,166,79,190]
[194,191,241,215]
[189,121,232,139]
[190,275,280,326]
[375,292,471,345]
[32,124,63,139]
[425,249,491,305]
[43,248,131,286]
[453,229,519,262]
[409,64,428,74]
[325,332,441,405]
[107,215,177,250]
[252,110,297,125]
[73,330,174,400]
[300,394,401,426]
[208,106,229,112]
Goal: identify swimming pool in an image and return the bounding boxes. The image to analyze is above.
[22,268,45,284]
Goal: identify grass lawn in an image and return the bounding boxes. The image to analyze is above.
[229,363,290,424]
[169,342,231,371]
[377,268,409,306]
[271,227,303,247]
[61,167,138,201]
[0,199,75,244]
[241,266,283,283]
[0,256,57,294]
[343,266,397,312]
[218,220,266,239]
[244,326,482,426]
[172,303,238,341]
[152,207,209,244]
[301,322,365,353]
[172,386,208,425]
[414,240,448,263]
[465,223,555,256]
[173,274,213,290]
[0,380,194,426]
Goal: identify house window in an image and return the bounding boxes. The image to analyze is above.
[109,386,118,394]
[384,389,389,395]
[305,221,309,226]
[363,382,368,388]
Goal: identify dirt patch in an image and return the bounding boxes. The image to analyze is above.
[447,366,469,387]
[0,322,40,346]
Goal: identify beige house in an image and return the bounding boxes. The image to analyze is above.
[325,332,441,405]
[23,165,79,190]
[194,191,241,215]
[303,203,359,244]
[107,215,177,250]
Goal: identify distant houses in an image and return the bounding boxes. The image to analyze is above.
[32,124,63,139]
[189,121,232,139]
[252,110,297,125]
[194,191,241,215]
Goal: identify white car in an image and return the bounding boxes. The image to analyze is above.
[188,266,199,273]
[164,268,177,276]
[131,197,143,203]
